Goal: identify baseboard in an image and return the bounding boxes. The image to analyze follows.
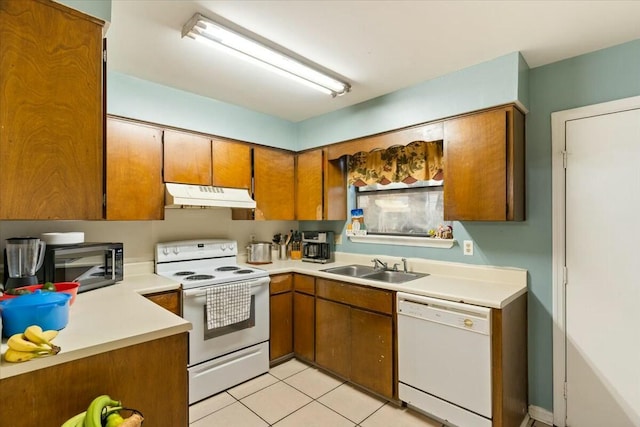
[529,405,554,425]
[519,414,532,427]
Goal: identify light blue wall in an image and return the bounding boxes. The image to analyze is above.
[107,72,297,149]
[55,0,111,22]
[296,52,523,150]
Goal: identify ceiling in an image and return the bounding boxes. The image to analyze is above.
[106,1,640,122]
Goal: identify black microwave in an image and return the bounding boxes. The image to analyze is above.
[35,242,124,293]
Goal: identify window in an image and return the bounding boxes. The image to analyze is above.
[355,182,450,237]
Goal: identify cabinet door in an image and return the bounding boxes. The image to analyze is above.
[106,118,164,220]
[270,292,293,361]
[253,146,295,220]
[296,149,323,220]
[0,0,103,219]
[315,298,350,379]
[212,138,252,189]
[350,308,394,398]
[444,107,524,221]
[294,292,315,361]
[145,290,182,316]
[325,157,348,220]
[163,130,212,185]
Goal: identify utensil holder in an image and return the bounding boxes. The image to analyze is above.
[279,244,288,260]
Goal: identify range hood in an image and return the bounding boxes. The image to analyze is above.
[165,183,256,209]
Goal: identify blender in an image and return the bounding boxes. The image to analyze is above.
[4,237,46,291]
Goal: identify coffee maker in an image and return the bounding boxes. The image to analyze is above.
[301,231,335,264]
[3,237,46,290]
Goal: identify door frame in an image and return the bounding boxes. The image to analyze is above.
[551,95,640,427]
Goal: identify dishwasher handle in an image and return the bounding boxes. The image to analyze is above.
[397,292,491,335]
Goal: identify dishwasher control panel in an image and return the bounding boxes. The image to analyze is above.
[397,293,491,335]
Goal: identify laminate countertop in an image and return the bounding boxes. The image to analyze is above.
[244,252,527,309]
[0,273,188,379]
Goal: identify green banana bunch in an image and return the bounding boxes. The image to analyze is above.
[60,411,86,427]
[60,394,146,427]
[83,395,121,427]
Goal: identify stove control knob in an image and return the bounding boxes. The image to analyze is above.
[172,247,179,255]
[228,243,235,251]
[162,247,170,256]
[220,244,227,251]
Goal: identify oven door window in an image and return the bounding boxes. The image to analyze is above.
[203,295,255,340]
[53,250,111,285]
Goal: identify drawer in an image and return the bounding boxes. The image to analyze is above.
[270,273,293,294]
[293,274,315,295]
[316,278,393,314]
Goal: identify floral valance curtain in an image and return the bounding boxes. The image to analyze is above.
[347,140,443,187]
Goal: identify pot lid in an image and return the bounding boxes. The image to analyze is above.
[0,289,70,308]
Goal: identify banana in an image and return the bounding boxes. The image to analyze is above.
[61,411,86,427]
[7,333,53,353]
[43,329,59,342]
[24,325,54,346]
[83,395,121,427]
[3,348,49,362]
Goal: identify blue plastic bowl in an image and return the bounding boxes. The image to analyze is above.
[0,290,71,337]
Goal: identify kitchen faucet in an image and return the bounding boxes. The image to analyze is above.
[371,258,387,270]
[391,258,409,273]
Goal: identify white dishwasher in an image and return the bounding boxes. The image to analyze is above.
[397,292,492,427]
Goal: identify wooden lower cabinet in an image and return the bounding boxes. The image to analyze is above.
[145,289,182,316]
[0,333,188,427]
[270,274,293,361]
[293,274,315,362]
[315,279,395,399]
[350,308,393,398]
[315,298,351,379]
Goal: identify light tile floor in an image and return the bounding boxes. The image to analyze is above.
[189,358,552,427]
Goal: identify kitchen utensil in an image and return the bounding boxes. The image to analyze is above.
[4,237,46,290]
[0,290,71,337]
[246,242,273,264]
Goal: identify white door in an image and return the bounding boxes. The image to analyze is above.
[564,107,640,426]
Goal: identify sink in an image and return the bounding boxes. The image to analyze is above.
[321,264,427,284]
[360,270,427,284]
[321,264,376,277]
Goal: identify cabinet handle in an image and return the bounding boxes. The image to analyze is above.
[463,319,473,328]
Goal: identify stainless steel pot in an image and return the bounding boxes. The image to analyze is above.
[246,242,272,264]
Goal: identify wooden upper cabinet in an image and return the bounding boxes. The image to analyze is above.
[443,105,525,221]
[106,118,164,220]
[212,137,252,189]
[0,0,104,219]
[296,149,323,220]
[296,149,347,221]
[253,146,295,220]
[163,130,212,185]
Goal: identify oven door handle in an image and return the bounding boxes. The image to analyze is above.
[182,278,270,298]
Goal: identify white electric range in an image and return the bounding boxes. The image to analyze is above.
[155,239,270,405]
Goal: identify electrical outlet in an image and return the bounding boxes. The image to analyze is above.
[249,234,256,242]
[463,240,474,256]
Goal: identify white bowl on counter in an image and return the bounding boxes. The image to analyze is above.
[40,232,85,245]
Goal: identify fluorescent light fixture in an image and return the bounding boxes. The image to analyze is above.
[182,13,350,97]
